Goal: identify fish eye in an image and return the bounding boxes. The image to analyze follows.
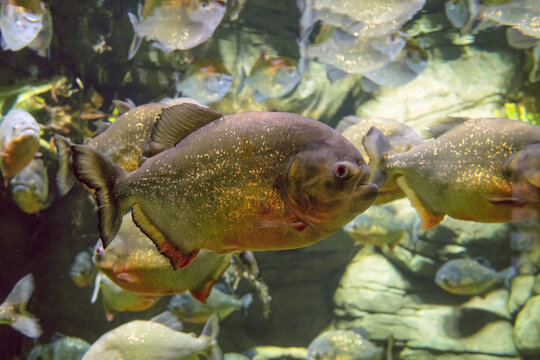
[334,163,351,178]
[201,1,210,9]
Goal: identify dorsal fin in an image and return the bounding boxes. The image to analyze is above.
[424,117,470,139]
[147,103,223,156]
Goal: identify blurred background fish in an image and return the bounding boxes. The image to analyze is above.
[128,0,228,59]
[27,335,91,360]
[0,273,42,338]
[167,287,253,323]
[9,158,52,214]
[70,249,98,288]
[307,329,384,360]
[238,53,301,103]
[0,109,41,187]
[175,60,233,104]
[0,0,52,57]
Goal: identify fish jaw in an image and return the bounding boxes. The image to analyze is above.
[0,133,40,179]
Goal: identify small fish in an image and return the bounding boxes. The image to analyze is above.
[343,198,421,248]
[0,0,47,54]
[71,103,378,269]
[128,0,228,60]
[9,158,51,214]
[435,258,516,295]
[307,329,384,360]
[27,336,91,360]
[167,287,253,323]
[91,272,162,322]
[82,313,222,360]
[239,53,301,103]
[363,117,540,229]
[175,60,233,104]
[70,249,97,288]
[0,273,42,338]
[341,116,423,204]
[306,27,406,76]
[55,99,204,195]
[94,214,230,302]
[0,109,40,187]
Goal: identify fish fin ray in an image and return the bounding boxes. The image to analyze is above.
[54,135,76,196]
[4,274,34,306]
[397,177,444,229]
[148,103,223,156]
[201,313,220,341]
[127,13,142,60]
[71,145,127,246]
[131,203,199,269]
[11,315,42,338]
[424,117,470,139]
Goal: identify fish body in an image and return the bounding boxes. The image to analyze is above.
[82,314,221,360]
[306,27,406,75]
[26,8,52,57]
[0,109,40,186]
[70,249,98,288]
[435,258,514,295]
[241,55,301,102]
[364,117,540,229]
[175,60,233,104]
[0,274,41,338]
[28,336,91,360]
[343,198,420,248]
[92,272,161,321]
[9,158,50,214]
[94,214,230,301]
[168,288,252,323]
[307,329,383,360]
[72,104,378,269]
[341,116,422,204]
[128,0,227,59]
[478,0,540,39]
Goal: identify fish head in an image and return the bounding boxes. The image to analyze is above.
[187,0,227,23]
[1,109,40,144]
[286,134,378,232]
[307,332,338,360]
[70,251,96,288]
[92,238,118,272]
[10,159,48,214]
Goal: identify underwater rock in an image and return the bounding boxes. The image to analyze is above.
[399,347,521,360]
[334,249,518,356]
[507,275,534,316]
[355,47,519,131]
[514,295,540,354]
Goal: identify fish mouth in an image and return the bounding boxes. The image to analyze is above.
[17,127,40,137]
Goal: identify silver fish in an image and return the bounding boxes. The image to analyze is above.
[175,60,233,104]
[27,336,91,360]
[307,329,383,360]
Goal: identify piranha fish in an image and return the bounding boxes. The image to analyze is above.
[343,198,421,249]
[27,335,91,360]
[306,27,406,76]
[71,103,378,269]
[435,258,516,296]
[340,116,423,204]
[167,287,252,323]
[55,99,205,195]
[363,117,540,229]
[82,313,222,360]
[0,109,41,187]
[93,214,230,302]
[127,0,228,60]
[0,0,52,57]
[0,273,42,338]
[175,60,233,104]
[91,272,162,322]
[239,53,301,103]
[477,0,540,39]
[307,329,384,360]
[9,158,51,214]
[70,249,98,288]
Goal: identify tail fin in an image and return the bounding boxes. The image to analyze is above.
[71,145,127,246]
[200,314,222,360]
[362,127,394,188]
[4,274,42,338]
[54,135,76,196]
[241,293,253,317]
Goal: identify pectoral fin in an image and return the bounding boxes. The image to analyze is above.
[397,177,444,229]
[131,203,199,270]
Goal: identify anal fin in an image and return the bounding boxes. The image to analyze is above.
[396,177,444,229]
[131,203,199,270]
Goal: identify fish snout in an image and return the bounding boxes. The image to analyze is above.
[216,0,227,7]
